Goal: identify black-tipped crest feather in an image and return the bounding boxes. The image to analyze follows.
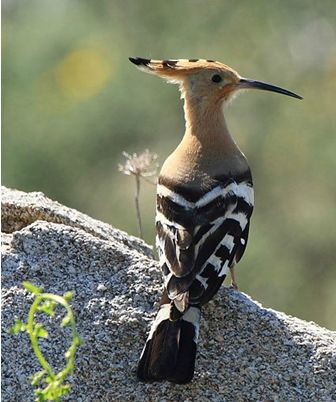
[129,57,151,66]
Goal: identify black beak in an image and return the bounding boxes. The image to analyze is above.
[239,78,303,100]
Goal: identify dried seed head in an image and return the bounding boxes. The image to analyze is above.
[118,149,158,178]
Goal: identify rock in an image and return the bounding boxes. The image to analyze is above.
[2,186,336,401]
[1,186,152,257]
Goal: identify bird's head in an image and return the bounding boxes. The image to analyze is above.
[129,57,302,105]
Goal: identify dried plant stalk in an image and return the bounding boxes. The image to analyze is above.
[119,150,158,239]
[135,174,143,239]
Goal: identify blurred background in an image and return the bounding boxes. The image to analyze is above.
[2,0,336,329]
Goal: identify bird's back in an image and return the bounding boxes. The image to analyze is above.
[156,143,254,308]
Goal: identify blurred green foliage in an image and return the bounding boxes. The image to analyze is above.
[3,0,336,329]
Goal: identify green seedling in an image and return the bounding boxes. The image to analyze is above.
[10,281,82,401]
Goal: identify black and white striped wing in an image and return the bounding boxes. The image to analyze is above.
[156,175,254,306]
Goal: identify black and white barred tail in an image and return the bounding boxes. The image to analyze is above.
[137,304,201,384]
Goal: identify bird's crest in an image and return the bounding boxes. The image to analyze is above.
[129,57,303,100]
[129,57,237,80]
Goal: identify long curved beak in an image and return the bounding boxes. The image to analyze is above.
[239,78,303,100]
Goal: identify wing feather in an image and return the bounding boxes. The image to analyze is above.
[156,174,254,306]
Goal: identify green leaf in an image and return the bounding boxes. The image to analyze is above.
[40,380,70,399]
[74,335,83,346]
[38,300,56,317]
[35,388,47,402]
[33,323,48,338]
[60,313,71,327]
[31,370,46,386]
[23,281,42,295]
[9,319,27,334]
[63,291,73,302]
[58,384,71,396]
[64,349,71,359]
[36,327,49,338]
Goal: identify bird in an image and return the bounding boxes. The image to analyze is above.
[129,57,302,384]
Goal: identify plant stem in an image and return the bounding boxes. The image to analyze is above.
[134,175,143,239]
[27,293,80,384]
[27,296,56,379]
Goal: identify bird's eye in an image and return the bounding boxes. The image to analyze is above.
[211,74,222,83]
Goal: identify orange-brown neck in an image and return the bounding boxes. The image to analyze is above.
[160,91,248,183]
[181,93,238,156]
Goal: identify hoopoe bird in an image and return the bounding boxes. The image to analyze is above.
[129,57,302,384]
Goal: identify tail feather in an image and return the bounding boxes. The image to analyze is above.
[147,320,180,380]
[167,320,197,384]
[137,304,201,384]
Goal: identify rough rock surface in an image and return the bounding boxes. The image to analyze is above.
[2,186,336,402]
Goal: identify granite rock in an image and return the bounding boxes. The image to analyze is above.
[2,186,336,401]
